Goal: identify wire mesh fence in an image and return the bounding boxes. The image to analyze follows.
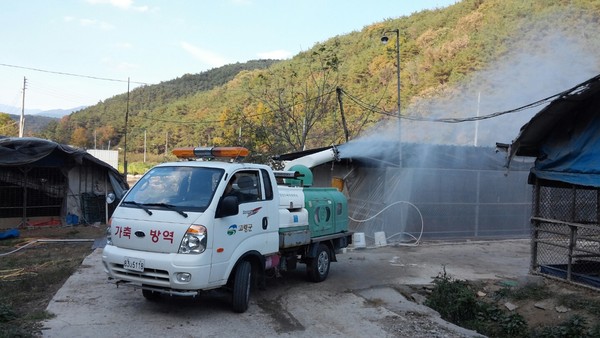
[0,167,65,219]
[344,166,532,247]
[532,184,600,290]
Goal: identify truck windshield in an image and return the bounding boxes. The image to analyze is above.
[123,166,224,212]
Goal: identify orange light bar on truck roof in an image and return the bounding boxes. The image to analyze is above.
[172,146,249,160]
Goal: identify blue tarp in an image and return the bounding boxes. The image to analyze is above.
[506,73,600,188]
[530,99,600,187]
[0,228,19,240]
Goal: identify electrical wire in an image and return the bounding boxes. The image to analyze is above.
[338,74,600,124]
[0,238,95,257]
[4,59,575,126]
[0,63,149,85]
[4,61,597,127]
[27,80,103,107]
[139,75,600,126]
[137,88,338,125]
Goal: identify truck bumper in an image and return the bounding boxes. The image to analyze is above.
[101,245,218,291]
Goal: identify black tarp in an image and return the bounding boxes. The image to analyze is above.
[0,137,127,194]
[0,137,128,224]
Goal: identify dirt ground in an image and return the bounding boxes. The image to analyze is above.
[471,274,600,331]
[2,225,600,336]
[0,225,106,335]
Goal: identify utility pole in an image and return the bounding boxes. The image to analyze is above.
[123,77,130,176]
[381,29,401,166]
[474,91,481,147]
[19,77,26,137]
[336,87,349,143]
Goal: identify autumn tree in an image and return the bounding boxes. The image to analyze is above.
[0,113,18,136]
[96,124,118,149]
[70,126,88,148]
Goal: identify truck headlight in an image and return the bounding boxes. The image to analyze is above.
[106,223,113,246]
[179,225,207,254]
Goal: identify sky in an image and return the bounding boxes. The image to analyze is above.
[0,0,457,113]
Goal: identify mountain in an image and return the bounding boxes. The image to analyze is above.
[0,104,85,118]
[7,114,58,135]
[37,0,600,161]
[0,104,41,116]
[0,105,85,135]
[35,107,87,118]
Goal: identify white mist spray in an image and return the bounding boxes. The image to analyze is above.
[337,14,600,245]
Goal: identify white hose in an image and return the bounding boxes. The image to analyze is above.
[0,238,95,257]
[349,200,424,246]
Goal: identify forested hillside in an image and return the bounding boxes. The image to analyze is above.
[37,0,600,164]
[36,59,279,151]
[0,112,57,136]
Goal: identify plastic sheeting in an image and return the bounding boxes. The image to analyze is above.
[0,137,128,197]
[507,73,600,188]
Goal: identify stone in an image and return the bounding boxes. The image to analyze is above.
[504,302,518,311]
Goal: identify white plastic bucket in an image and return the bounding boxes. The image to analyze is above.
[353,232,366,248]
[374,231,387,247]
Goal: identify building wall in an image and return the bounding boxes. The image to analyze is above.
[87,149,119,170]
[310,159,532,244]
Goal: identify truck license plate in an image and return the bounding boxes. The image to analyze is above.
[123,257,145,272]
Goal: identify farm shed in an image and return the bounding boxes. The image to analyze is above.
[0,137,128,228]
[505,74,600,290]
[277,142,533,244]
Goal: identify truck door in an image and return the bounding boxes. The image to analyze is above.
[209,169,277,283]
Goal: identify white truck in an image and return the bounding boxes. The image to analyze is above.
[102,146,352,312]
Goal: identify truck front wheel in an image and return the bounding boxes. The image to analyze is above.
[142,288,161,301]
[307,243,330,282]
[232,260,252,313]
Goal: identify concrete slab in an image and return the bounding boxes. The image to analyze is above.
[42,239,531,337]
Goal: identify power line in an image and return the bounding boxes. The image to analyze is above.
[7,57,582,126]
[338,86,565,123]
[0,62,150,85]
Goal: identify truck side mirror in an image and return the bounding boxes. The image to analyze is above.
[216,195,239,218]
[106,193,116,204]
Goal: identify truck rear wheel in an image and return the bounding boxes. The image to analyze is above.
[232,260,252,313]
[307,243,330,282]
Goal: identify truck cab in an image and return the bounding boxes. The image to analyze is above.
[102,147,279,311]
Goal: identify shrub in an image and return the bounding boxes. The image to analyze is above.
[424,267,478,324]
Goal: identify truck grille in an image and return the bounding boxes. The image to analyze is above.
[109,263,170,285]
